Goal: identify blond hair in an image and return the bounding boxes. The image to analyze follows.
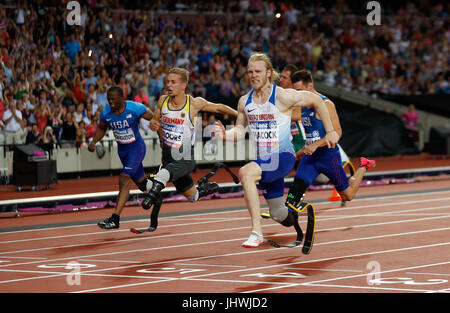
[168,67,189,84]
[248,53,280,83]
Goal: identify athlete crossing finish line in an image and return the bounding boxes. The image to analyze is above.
[131,162,240,234]
[214,53,339,249]
[141,68,238,214]
[88,86,155,229]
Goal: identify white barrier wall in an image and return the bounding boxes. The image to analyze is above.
[0,138,256,177]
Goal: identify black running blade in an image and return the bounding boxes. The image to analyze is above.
[130,226,157,234]
[268,239,302,248]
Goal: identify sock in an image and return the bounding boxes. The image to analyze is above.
[187,189,199,202]
[154,168,170,186]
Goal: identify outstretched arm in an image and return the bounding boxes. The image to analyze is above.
[195,97,238,118]
[303,100,342,155]
[282,89,339,148]
[214,97,247,142]
[141,107,154,121]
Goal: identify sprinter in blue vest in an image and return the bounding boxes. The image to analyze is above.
[286,69,376,212]
[88,86,155,229]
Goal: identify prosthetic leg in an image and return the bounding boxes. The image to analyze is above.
[197,162,240,198]
[130,196,162,234]
[268,178,316,254]
[131,175,163,234]
[268,202,316,254]
[132,163,239,234]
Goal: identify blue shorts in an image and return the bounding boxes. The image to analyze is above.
[295,146,349,191]
[255,152,296,199]
[118,140,146,182]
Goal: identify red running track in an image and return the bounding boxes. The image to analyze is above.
[0,173,449,294]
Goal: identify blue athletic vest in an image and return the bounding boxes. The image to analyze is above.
[100,100,147,149]
[301,93,330,146]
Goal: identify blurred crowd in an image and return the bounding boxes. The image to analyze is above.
[0,0,448,149]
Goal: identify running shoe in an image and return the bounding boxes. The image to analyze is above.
[97,216,119,229]
[360,157,376,169]
[242,231,264,248]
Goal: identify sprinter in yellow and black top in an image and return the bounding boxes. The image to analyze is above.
[141,67,238,211]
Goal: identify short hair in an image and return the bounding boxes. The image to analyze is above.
[168,67,189,84]
[283,64,298,74]
[107,86,124,96]
[291,69,313,85]
[248,53,280,84]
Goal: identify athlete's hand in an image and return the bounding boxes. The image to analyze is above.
[303,143,318,155]
[150,120,161,131]
[213,120,226,140]
[325,130,339,148]
[295,148,304,160]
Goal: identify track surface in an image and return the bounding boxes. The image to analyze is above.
[1,171,449,294]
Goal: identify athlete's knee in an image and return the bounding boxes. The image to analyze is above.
[340,191,353,202]
[239,163,260,185]
[266,197,288,223]
[182,186,199,202]
[119,173,131,187]
[238,166,248,181]
[267,197,298,227]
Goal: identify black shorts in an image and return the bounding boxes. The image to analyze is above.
[162,145,196,194]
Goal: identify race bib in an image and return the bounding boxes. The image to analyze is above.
[162,123,184,148]
[250,120,279,148]
[305,130,321,145]
[113,128,136,144]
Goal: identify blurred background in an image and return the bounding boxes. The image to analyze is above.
[0,0,449,187]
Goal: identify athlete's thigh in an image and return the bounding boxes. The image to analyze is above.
[258,177,285,200]
[119,141,146,179]
[294,154,320,187]
[173,174,195,194]
[257,152,295,184]
[318,150,349,191]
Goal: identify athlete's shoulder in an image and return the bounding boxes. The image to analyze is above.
[126,100,146,109]
[275,85,299,104]
[318,93,332,102]
[100,104,111,119]
[189,95,204,105]
[125,100,147,115]
[240,89,253,107]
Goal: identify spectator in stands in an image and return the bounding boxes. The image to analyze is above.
[74,103,86,124]
[0,0,446,161]
[84,68,98,92]
[2,98,23,145]
[72,74,86,104]
[42,126,56,146]
[64,33,82,64]
[85,114,98,142]
[35,105,49,135]
[49,105,64,144]
[134,87,149,106]
[60,112,78,147]
[76,120,86,147]
[25,124,42,145]
[197,46,212,74]
[402,104,419,142]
